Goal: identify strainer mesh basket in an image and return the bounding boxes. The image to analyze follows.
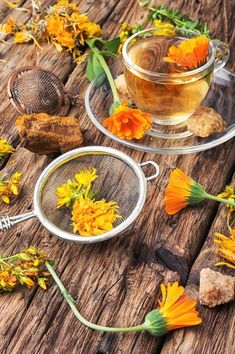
[8,67,65,114]
[40,152,140,234]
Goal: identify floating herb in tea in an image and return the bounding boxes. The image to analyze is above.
[164,36,209,69]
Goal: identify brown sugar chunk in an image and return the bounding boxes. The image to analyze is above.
[16,113,83,155]
[187,107,226,137]
[199,268,235,307]
[114,74,132,102]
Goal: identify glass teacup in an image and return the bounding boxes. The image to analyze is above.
[122,27,229,125]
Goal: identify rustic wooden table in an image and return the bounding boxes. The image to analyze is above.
[0,1,234,353]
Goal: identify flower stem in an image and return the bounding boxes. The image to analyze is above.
[204,192,235,207]
[86,41,120,102]
[46,262,146,333]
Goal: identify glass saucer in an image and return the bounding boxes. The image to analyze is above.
[85,66,235,155]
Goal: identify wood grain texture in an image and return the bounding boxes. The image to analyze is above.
[161,174,235,354]
[0,1,234,354]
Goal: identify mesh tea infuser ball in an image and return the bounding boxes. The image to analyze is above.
[8,67,71,115]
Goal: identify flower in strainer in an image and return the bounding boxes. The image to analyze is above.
[72,197,121,236]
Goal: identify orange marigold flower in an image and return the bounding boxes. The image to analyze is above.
[144,282,202,336]
[165,168,205,215]
[72,197,121,236]
[103,102,152,140]
[164,35,209,69]
[214,229,235,269]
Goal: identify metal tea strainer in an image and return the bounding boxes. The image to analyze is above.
[0,147,159,243]
[8,67,71,115]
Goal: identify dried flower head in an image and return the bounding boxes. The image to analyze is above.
[144,282,202,336]
[103,101,152,140]
[164,35,209,69]
[72,197,121,236]
[0,171,22,204]
[0,138,15,158]
[0,246,51,292]
[214,229,235,269]
[0,0,102,62]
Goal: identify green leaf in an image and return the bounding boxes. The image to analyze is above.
[99,37,120,54]
[99,50,117,58]
[86,37,99,48]
[86,51,106,86]
[86,52,95,82]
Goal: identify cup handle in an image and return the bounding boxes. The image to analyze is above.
[212,39,230,72]
[139,161,160,181]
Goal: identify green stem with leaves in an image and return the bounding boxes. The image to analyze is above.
[46,261,147,333]
[86,39,120,102]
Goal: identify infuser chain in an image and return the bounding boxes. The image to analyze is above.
[0,211,36,232]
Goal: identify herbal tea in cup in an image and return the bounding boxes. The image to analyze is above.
[122,27,229,125]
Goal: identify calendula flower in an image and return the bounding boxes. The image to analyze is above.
[164,35,209,69]
[153,19,176,36]
[45,266,203,338]
[0,1,102,62]
[165,168,205,214]
[45,2,102,57]
[75,168,97,186]
[72,197,121,236]
[103,101,152,140]
[165,168,235,215]
[46,13,75,50]
[13,31,31,43]
[0,246,51,292]
[0,17,16,35]
[214,229,235,269]
[0,138,15,158]
[0,171,22,204]
[144,282,202,335]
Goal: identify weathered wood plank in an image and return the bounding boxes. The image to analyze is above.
[161,175,235,354]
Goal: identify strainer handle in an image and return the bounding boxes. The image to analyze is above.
[139,161,160,181]
[0,211,36,232]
